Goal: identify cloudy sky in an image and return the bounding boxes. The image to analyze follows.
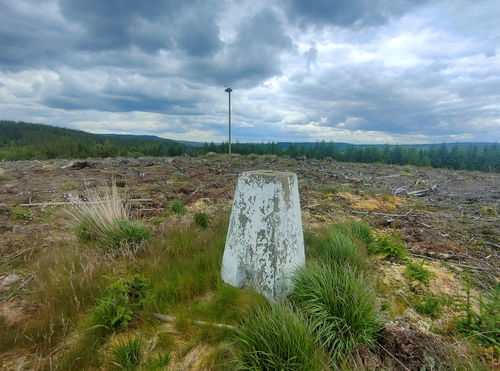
[1,0,499,144]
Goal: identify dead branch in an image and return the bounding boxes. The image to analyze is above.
[19,199,153,207]
[154,313,237,331]
[350,210,413,218]
[484,242,500,249]
[409,253,495,271]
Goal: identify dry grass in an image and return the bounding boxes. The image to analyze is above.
[67,184,149,251]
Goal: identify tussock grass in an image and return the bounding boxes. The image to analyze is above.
[306,220,371,272]
[110,335,143,370]
[307,230,367,271]
[291,263,380,361]
[235,302,327,371]
[170,199,186,215]
[329,220,373,245]
[68,184,150,251]
[194,212,210,228]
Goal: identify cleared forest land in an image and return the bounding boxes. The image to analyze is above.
[1,154,498,369]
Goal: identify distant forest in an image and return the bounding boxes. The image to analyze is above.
[1,120,499,172]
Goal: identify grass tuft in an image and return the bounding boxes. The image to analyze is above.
[308,230,367,271]
[235,302,327,371]
[414,294,442,318]
[170,199,186,215]
[194,212,210,228]
[68,184,149,251]
[291,263,380,360]
[110,335,143,370]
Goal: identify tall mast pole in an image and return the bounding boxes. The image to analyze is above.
[225,87,232,154]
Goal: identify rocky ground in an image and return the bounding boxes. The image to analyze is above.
[1,154,499,368]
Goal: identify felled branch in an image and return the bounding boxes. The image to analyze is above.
[154,313,238,331]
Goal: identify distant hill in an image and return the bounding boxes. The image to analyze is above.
[0,120,190,160]
[275,141,492,150]
[98,133,204,147]
[0,120,498,172]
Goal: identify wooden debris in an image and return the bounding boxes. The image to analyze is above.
[154,313,237,331]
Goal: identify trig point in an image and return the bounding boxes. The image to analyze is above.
[221,170,305,301]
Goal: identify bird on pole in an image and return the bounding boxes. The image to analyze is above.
[225,87,232,154]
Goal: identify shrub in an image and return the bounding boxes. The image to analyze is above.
[91,295,132,333]
[369,232,408,259]
[170,199,186,215]
[291,263,380,360]
[12,205,31,219]
[455,282,500,349]
[406,260,433,284]
[194,212,210,228]
[111,335,143,370]
[107,275,151,310]
[235,302,326,371]
[91,275,150,334]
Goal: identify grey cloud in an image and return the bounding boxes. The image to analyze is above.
[284,59,500,137]
[185,8,294,87]
[58,0,223,56]
[284,0,427,28]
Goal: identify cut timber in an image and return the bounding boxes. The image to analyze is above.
[154,313,237,330]
[221,170,305,301]
[19,199,152,207]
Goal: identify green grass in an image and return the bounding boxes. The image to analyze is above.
[235,302,327,371]
[69,185,150,251]
[194,212,210,228]
[110,335,143,370]
[106,219,150,250]
[307,230,367,271]
[11,205,31,219]
[140,215,229,313]
[414,294,442,318]
[291,263,380,361]
[329,220,373,245]
[319,185,340,195]
[306,220,372,272]
[406,260,433,284]
[115,179,126,188]
[170,199,186,215]
[190,283,268,324]
[369,232,408,259]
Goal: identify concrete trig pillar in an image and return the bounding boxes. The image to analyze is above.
[221,170,305,301]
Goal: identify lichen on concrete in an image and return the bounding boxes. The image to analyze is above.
[221,170,305,301]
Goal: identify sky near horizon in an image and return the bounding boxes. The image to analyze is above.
[0,0,499,144]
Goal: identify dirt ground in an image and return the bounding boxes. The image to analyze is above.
[0,154,498,368]
[1,155,498,268]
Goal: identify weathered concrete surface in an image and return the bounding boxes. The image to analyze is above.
[221,170,305,301]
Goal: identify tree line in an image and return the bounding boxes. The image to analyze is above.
[1,120,498,172]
